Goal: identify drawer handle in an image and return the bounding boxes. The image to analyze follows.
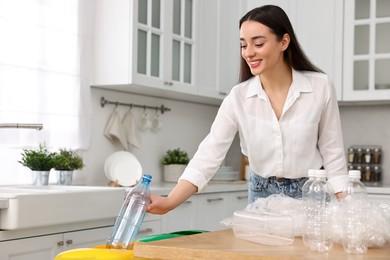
[138,228,153,234]
[66,239,73,245]
[237,196,248,200]
[207,198,223,203]
[184,200,192,204]
[164,81,173,86]
[57,241,64,247]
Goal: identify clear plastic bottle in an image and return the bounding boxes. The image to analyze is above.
[106,173,152,250]
[302,169,317,246]
[306,170,335,252]
[342,170,368,254]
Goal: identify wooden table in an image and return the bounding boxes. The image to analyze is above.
[134,229,390,260]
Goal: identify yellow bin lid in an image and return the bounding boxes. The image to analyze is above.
[54,245,147,260]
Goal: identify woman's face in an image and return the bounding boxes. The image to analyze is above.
[240,20,289,76]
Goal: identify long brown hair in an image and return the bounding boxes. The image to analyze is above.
[239,5,322,82]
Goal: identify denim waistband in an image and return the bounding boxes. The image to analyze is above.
[260,175,308,189]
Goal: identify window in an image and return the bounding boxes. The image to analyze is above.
[0,0,92,185]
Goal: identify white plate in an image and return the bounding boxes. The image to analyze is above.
[104,151,142,186]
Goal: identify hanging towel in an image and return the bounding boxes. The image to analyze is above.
[104,111,128,150]
[122,110,141,148]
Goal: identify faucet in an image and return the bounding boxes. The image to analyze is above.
[0,123,43,130]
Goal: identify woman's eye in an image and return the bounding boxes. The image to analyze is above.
[255,43,264,47]
[240,45,247,49]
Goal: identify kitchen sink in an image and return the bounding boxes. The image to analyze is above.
[0,185,126,230]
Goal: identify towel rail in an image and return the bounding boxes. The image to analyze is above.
[100,97,171,114]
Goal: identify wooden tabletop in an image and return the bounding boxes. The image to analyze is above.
[134,229,390,260]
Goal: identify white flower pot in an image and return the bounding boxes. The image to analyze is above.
[32,171,50,186]
[57,170,74,185]
[163,164,187,183]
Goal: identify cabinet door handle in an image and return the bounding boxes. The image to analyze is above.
[207,198,223,203]
[237,196,248,200]
[184,200,192,204]
[66,239,73,245]
[138,228,153,234]
[57,241,64,247]
[164,81,173,86]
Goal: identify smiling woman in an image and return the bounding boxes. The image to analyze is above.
[0,0,93,185]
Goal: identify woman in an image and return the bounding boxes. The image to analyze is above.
[148,5,347,215]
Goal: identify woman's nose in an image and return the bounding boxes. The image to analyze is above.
[243,45,255,59]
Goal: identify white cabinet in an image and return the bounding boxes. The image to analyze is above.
[225,191,249,216]
[161,190,248,232]
[197,0,242,99]
[195,193,227,231]
[0,226,112,260]
[93,0,197,95]
[0,215,161,260]
[343,0,390,101]
[161,198,197,233]
[136,213,162,239]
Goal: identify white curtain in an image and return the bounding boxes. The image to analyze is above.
[0,0,92,185]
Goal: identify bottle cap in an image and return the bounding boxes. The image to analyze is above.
[315,169,327,178]
[307,169,316,177]
[348,170,361,179]
[143,174,152,182]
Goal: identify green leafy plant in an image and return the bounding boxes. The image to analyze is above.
[161,148,189,165]
[19,143,56,171]
[52,149,84,171]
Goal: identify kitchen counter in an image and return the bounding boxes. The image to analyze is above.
[366,184,390,195]
[134,229,390,260]
[149,181,248,196]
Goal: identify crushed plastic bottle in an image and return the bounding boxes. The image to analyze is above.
[106,173,152,250]
[342,170,368,254]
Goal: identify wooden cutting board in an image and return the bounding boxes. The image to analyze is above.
[134,229,390,260]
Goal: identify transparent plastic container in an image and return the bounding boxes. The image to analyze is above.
[305,170,334,252]
[232,211,294,246]
[342,170,368,254]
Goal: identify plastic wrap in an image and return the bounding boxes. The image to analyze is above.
[220,193,390,249]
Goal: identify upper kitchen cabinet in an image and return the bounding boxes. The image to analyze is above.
[343,0,390,101]
[92,0,200,100]
[197,0,242,99]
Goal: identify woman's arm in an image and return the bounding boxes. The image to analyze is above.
[147,180,198,215]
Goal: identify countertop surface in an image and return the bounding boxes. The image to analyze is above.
[134,228,390,260]
[148,181,248,195]
[148,181,390,195]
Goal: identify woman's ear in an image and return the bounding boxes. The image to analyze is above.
[281,33,290,51]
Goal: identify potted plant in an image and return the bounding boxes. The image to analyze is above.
[161,148,189,182]
[52,149,84,185]
[19,143,55,186]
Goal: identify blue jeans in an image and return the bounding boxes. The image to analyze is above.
[248,172,308,204]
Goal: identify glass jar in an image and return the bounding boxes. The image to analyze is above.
[373,148,382,164]
[347,147,355,163]
[364,148,372,164]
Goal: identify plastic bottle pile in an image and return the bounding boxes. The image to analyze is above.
[225,169,390,253]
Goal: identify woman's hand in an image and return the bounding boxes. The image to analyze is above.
[147,193,174,215]
[335,192,344,201]
[147,180,198,215]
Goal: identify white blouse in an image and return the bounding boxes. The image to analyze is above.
[180,69,348,193]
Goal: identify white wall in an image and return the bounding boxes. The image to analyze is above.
[78,88,241,186]
[78,89,390,187]
[339,105,390,184]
